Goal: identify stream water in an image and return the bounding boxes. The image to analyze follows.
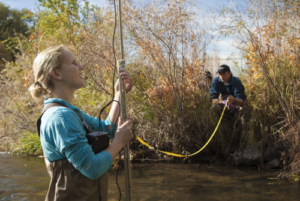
[0,153,299,201]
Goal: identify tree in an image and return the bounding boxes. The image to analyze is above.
[0,2,32,64]
[36,0,89,45]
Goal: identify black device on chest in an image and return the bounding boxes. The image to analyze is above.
[86,131,110,154]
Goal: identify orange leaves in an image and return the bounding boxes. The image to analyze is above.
[253,73,263,80]
[147,84,172,106]
[147,60,206,107]
[151,43,156,49]
[29,35,34,41]
[21,69,33,88]
[39,26,45,38]
[244,18,300,101]
[191,32,195,41]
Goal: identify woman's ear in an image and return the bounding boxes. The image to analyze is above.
[50,69,62,80]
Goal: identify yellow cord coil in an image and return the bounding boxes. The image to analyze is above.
[136,98,228,158]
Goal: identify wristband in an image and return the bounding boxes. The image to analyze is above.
[229,104,235,113]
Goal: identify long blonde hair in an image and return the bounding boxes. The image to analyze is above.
[28,45,67,99]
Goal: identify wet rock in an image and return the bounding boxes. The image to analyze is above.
[264,159,281,169]
[232,145,260,165]
[209,155,220,163]
[263,142,285,162]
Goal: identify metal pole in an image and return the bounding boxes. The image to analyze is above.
[117,0,132,200]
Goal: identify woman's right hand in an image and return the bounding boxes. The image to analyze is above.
[104,117,133,160]
[114,118,133,147]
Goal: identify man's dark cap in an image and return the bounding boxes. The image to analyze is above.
[216,64,231,74]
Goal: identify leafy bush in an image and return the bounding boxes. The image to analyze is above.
[12,132,43,155]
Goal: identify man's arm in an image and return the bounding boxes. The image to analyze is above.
[210,78,220,101]
[233,97,245,106]
[213,96,244,106]
[231,77,246,106]
[228,95,244,106]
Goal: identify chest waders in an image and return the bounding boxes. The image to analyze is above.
[37,103,109,201]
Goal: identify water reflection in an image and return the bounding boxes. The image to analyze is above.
[0,153,299,201]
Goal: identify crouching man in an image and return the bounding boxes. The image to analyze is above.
[210,64,249,140]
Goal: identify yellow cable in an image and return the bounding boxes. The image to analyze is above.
[136,98,228,158]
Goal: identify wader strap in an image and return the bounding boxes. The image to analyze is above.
[37,103,92,137]
[46,158,74,173]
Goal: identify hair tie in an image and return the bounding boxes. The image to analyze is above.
[34,81,43,87]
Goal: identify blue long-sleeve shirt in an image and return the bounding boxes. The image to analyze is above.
[210,75,246,101]
[40,98,117,180]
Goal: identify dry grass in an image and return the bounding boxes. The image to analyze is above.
[279,122,300,181]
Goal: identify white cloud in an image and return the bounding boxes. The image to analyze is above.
[3,0,37,10]
[209,38,241,59]
[82,0,110,8]
[190,0,246,70]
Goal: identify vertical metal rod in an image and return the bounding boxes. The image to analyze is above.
[118,0,125,60]
[117,0,132,200]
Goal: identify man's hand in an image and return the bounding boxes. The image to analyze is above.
[228,95,245,106]
[227,95,235,106]
[213,96,244,107]
[213,96,237,111]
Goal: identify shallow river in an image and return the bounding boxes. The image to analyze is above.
[0,153,299,201]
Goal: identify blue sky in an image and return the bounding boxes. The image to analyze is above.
[1,0,109,11]
[1,0,242,11]
[1,0,245,73]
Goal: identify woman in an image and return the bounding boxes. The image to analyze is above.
[29,45,133,201]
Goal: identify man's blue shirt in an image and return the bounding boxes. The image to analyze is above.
[210,75,246,101]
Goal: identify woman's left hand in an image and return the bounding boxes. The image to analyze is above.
[115,71,133,94]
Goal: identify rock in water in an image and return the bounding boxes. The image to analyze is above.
[263,141,286,162]
[264,159,281,169]
[232,145,260,165]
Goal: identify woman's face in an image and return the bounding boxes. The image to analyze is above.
[58,49,85,90]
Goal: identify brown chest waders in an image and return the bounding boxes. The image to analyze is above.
[37,103,109,201]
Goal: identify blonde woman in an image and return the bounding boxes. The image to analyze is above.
[29,45,133,201]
